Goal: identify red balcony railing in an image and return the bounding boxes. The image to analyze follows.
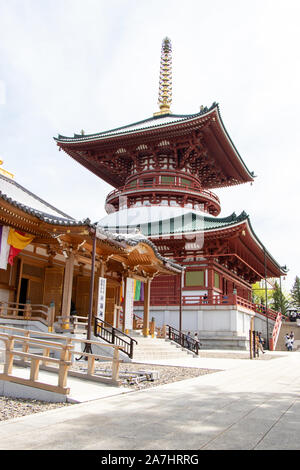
[135,293,280,322]
[106,181,220,206]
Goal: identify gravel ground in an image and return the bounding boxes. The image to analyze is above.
[0,396,71,422]
[72,361,220,391]
[0,350,278,422]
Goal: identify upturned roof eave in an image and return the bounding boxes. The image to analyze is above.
[54,105,219,144]
[55,103,254,184]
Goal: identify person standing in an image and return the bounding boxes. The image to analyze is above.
[290,332,294,350]
[284,334,290,350]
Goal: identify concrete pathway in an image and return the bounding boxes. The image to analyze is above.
[0,350,299,450]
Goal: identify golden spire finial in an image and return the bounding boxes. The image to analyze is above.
[0,160,14,179]
[154,37,172,116]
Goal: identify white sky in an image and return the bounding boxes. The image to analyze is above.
[0,0,299,292]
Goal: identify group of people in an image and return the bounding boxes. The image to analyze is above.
[285,332,295,351]
[288,311,300,322]
[186,331,201,350]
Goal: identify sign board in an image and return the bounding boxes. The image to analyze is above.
[97,277,107,320]
[124,277,135,330]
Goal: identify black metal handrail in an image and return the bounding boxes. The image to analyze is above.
[167,325,200,355]
[94,318,138,359]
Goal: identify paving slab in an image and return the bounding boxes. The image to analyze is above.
[0,350,299,450]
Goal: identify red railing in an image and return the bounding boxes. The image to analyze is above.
[135,294,280,322]
[134,294,282,349]
[106,182,220,206]
[269,312,282,351]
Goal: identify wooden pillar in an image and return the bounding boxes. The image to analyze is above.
[143,278,151,337]
[61,252,75,329]
[207,263,214,303]
[122,276,127,333]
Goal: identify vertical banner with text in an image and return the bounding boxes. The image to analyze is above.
[124,277,135,330]
[97,277,107,320]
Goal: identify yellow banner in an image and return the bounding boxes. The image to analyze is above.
[7,228,34,250]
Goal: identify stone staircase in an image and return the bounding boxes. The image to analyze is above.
[275,321,300,351]
[130,330,199,361]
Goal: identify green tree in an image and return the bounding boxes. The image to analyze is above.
[290,276,300,310]
[271,281,289,315]
[252,282,273,305]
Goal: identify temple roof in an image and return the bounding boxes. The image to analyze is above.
[0,173,76,225]
[0,174,182,274]
[54,103,255,190]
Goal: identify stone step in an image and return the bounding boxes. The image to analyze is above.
[129,333,197,360]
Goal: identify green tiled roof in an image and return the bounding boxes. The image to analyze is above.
[103,211,248,237]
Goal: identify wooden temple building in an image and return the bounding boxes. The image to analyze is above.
[54,38,287,348]
[0,164,182,336]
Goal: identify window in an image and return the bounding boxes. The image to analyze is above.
[142,178,154,187]
[181,178,192,187]
[161,176,175,184]
[185,271,204,287]
[214,272,220,289]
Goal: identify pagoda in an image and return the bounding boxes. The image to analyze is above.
[55,38,286,348]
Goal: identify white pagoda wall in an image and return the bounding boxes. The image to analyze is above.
[134,304,275,350]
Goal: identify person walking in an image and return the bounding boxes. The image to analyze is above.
[258,332,265,354]
[284,334,290,350]
[186,331,192,350]
[194,332,201,351]
[286,336,293,351]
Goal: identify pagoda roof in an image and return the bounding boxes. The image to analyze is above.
[99,206,249,235]
[54,103,255,189]
[98,206,286,279]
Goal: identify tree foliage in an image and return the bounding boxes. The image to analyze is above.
[252,280,290,315]
[271,281,289,315]
[290,276,300,310]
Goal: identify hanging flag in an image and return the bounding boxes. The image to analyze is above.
[140,281,144,302]
[7,228,34,250]
[120,280,124,303]
[8,246,22,265]
[0,225,10,270]
[134,280,141,301]
[7,228,34,266]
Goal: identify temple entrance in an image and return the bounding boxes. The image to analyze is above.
[19,278,28,305]
[104,281,121,327]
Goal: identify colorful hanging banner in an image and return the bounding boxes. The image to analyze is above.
[7,228,34,266]
[0,226,34,268]
[7,228,34,250]
[134,280,142,301]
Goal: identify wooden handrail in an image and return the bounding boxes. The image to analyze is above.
[0,326,123,392]
[0,301,53,329]
[0,330,73,394]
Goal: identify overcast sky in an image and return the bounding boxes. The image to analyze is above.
[0,0,299,292]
